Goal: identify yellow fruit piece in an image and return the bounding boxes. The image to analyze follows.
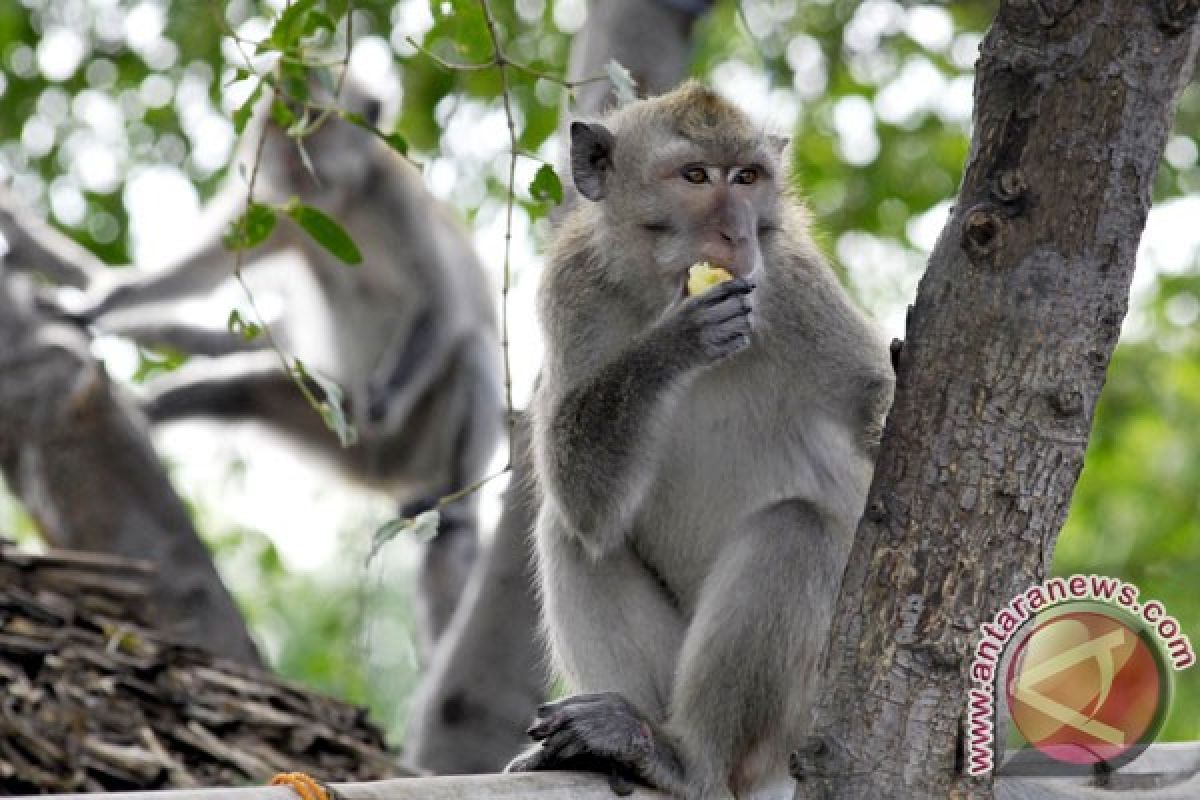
[686,262,734,296]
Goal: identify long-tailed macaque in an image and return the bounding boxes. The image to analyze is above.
[507,83,894,799]
[70,82,503,651]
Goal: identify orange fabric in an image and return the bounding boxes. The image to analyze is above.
[270,772,329,800]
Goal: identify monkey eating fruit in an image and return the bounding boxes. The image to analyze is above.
[506,81,894,800]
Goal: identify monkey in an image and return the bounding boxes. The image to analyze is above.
[0,185,107,289]
[66,79,504,653]
[505,82,894,799]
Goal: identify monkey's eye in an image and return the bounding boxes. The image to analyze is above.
[732,168,759,185]
[681,166,709,184]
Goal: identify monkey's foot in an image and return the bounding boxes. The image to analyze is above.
[507,692,687,797]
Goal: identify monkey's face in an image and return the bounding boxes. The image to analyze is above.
[255,82,383,206]
[569,86,785,304]
[628,146,780,295]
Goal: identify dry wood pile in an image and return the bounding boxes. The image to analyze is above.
[0,541,402,794]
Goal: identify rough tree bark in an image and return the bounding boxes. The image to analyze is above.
[798,2,1200,798]
[0,269,262,667]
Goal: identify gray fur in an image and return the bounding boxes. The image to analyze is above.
[72,82,503,650]
[510,84,894,798]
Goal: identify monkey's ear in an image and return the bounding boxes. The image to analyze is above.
[570,121,615,202]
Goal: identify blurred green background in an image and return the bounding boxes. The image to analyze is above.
[0,0,1196,743]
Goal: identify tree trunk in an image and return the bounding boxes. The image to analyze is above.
[799,2,1199,798]
[0,272,262,667]
[403,414,545,773]
[567,0,715,114]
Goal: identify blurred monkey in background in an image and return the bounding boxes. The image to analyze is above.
[69,80,504,654]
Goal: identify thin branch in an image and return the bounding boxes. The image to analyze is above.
[403,34,608,89]
[229,104,327,418]
[403,36,495,71]
[477,0,518,472]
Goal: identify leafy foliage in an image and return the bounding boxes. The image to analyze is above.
[284,199,363,265]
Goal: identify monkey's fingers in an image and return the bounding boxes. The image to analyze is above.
[529,692,615,740]
[537,728,591,763]
[693,277,755,305]
[504,746,544,773]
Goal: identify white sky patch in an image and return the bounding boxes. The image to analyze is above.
[123,165,201,265]
[140,73,174,109]
[906,200,952,253]
[21,116,55,158]
[439,101,510,165]
[1165,292,1199,328]
[124,1,166,52]
[837,230,925,338]
[1138,195,1200,276]
[787,34,828,102]
[71,138,121,193]
[390,0,435,56]
[48,176,87,227]
[832,95,880,166]
[904,5,954,53]
[874,57,946,127]
[187,113,236,174]
[711,61,799,134]
[86,57,118,90]
[1164,134,1199,170]
[552,0,587,34]
[37,27,88,82]
[938,75,975,126]
[950,33,984,71]
[37,87,71,124]
[74,89,125,142]
[844,0,904,54]
[156,421,398,573]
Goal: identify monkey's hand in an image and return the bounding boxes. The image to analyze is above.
[507,693,688,798]
[657,277,754,369]
[63,281,139,325]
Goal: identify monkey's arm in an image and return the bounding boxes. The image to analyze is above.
[537,280,753,558]
[74,187,290,322]
[103,318,272,357]
[75,236,245,322]
[0,189,106,288]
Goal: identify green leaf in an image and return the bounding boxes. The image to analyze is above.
[368,510,441,563]
[606,59,638,106]
[279,61,310,103]
[291,359,358,447]
[325,0,349,21]
[529,163,563,205]
[132,344,188,383]
[226,309,263,342]
[284,200,362,265]
[302,11,336,37]
[342,111,409,156]
[270,98,297,129]
[233,78,264,134]
[381,131,409,156]
[269,0,320,50]
[223,203,277,251]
